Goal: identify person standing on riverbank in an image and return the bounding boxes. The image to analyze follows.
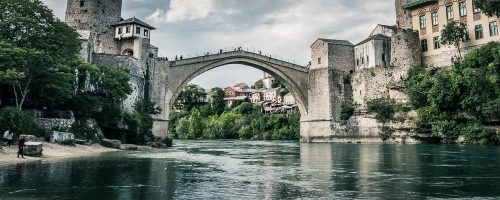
[6,131,13,148]
[17,136,25,159]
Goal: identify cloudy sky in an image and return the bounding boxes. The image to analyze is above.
[41,0,396,89]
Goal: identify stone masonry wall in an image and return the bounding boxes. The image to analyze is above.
[65,0,122,54]
[422,44,484,68]
[391,28,421,73]
[92,54,145,112]
[395,0,417,29]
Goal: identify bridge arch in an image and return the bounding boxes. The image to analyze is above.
[167,51,309,115]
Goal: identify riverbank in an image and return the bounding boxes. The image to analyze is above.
[0,142,120,166]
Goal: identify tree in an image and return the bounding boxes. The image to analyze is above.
[177,84,207,110]
[251,80,264,89]
[440,20,469,60]
[0,0,81,109]
[271,80,282,88]
[473,0,500,17]
[188,108,203,139]
[210,87,225,115]
[100,66,133,102]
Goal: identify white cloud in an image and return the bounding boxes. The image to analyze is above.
[146,0,241,23]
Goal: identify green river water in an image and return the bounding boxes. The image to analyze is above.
[1,140,500,199]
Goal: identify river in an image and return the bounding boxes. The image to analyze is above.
[1,140,500,199]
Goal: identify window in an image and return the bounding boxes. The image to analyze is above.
[366,56,369,63]
[136,27,140,34]
[422,39,428,52]
[490,21,498,36]
[318,57,321,64]
[118,27,122,34]
[473,2,481,13]
[463,28,470,41]
[433,36,440,49]
[475,24,483,39]
[459,2,467,16]
[80,1,84,7]
[126,26,130,33]
[420,15,426,28]
[382,53,386,62]
[432,12,438,26]
[144,29,149,36]
[361,57,364,64]
[356,59,359,66]
[446,6,454,20]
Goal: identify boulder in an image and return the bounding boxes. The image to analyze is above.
[137,146,154,151]
[24,142,43,155]
[75,139,86,145]
[19,135,37,142]
[120,144,138,150]
[48,131,74,143]
[100,139,121,149]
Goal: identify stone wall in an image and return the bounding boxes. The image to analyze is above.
[33,118,75,131]
[65,0,122,55]
[422,44,484,68]
[391,28,421,73]
[328,43,354,72]
[92,53,145,112]
[395,0,416,29]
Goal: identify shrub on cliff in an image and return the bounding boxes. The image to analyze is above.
[0,107,44,138]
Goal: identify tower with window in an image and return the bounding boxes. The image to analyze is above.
[65,0,123,54]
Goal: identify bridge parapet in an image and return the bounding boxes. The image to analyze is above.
[171,50,308,72]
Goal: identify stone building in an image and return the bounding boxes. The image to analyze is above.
[283,93,296,105]
[65,0,159,112]
[401,0,500,67]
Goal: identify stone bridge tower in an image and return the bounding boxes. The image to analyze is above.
[65,0,122,54]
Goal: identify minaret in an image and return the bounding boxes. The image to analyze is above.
[65,0,123,54]
[395,0,415,29]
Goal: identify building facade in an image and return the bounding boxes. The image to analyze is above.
[402,0,500,67]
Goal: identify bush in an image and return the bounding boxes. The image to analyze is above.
[367,97,403,123]
[0,107,45,138]
[340,103,355,120]
[379,126,396,142]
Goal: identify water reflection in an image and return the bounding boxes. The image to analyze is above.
[1,141,500,199]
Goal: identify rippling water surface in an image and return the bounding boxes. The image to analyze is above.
[1,140,500,199]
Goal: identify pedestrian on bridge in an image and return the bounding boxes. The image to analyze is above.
[220,49,223,53]
[180,55,183,60]
[175,55,178,61]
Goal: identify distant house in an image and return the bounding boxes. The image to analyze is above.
[251,92,262,104]
[204,88,212,103]
[262,76,274,89]
[283,93,295,105]
[233,82,249,92]
[224,87,239,98]
[263,88,281,101]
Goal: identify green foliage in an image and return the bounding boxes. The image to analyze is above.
[177,84,207,110]
[169,100,301,140]
[440,20,469,59]
[70,119,100,142]
[379,126,396,142]
[60,139,75,147]
[340,103,355,120]
[280,88,289,100]
[404,42,500,144]
[210,87,225,115]
[100,66,133,101]
[176,117,190,139]
[367,97,403,123]
[0,0,81,108]
[189,108,203,139]
[271,80,283,88]
[251,80,264,89]
[473,0,500,17]
[0,107,44,138]
[370,70,376,77]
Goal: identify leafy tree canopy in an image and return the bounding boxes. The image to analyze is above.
[473,0,500,17]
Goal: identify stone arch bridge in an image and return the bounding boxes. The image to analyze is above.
[95,47,352,142]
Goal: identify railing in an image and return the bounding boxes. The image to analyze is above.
[156,46,310,67]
